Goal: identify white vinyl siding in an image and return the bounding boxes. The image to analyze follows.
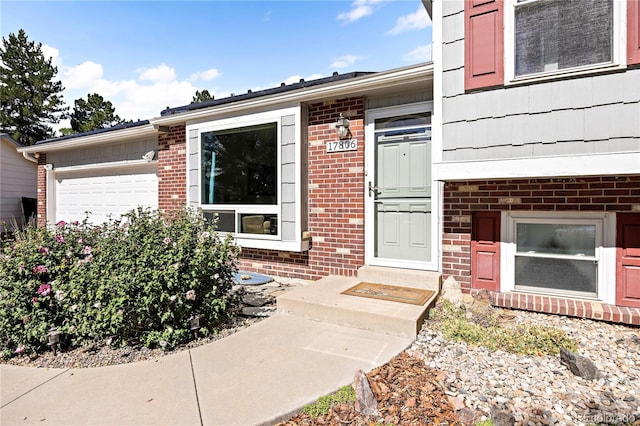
[0,138,37,227]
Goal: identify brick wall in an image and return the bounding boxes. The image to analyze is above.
[443,176,640,290]
[158,125,187,212]
[489,291,640,326]
[36,154,47,227]
[306,97,366,278]
[238,97,366,280]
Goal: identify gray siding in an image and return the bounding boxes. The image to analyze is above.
[299,105,309,236]
[188,129,199,208]
[48,138,158,168]
[0,139,37,226]
[367,88,433,110]
[441,0,640,162]
[280,114,296,242]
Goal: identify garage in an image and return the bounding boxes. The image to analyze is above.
[54,164,158,225]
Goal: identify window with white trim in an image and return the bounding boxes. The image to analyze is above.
[200,122,279,238]
[509,0,622,79]
[512,217,602,297]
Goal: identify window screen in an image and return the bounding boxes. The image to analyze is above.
[514,222,599,296]
[515,0,613,77]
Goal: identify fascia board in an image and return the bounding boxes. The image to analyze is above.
[433,152,640,181]
[150,64,434,126]
[17,124,158,154]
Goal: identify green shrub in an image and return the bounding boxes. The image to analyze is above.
[0,207,240,357]
[430,300,578,356]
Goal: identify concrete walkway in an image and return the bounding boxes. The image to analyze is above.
[0,314,412,426]
[1,269,441,425]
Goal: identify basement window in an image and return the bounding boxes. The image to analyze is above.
[512,218,601,297]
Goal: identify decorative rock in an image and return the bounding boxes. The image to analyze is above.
[440,276,463,307]
[448,395,466,410]
[490,405,516,426]
[457,407,481,425]
[241,306,276,317]
[559,347,600,380]
[353,369,379,416]
[242,293,270,307]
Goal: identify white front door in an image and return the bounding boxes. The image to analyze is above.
[365,103,436,270]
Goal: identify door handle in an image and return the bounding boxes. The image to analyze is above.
[368,181,380,197]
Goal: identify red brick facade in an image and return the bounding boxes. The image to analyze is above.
[239,97,366,279]
[488,291,640,326]
[158,125,187,212]
[36,154,47,227]
[443,176,640,288]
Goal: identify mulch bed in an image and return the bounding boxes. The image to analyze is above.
[280,352,463,425]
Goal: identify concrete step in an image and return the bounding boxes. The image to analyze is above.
[357,265,442,291]
[277,272,440,338]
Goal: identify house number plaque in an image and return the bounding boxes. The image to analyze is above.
[326,139,357,153]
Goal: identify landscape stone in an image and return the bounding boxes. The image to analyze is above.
[242,293,270,307]
[490,405,516,426]
[241,306,276,317]
[559,347,600,380]
[440,276,463,307]
[456,407,481,425]
[353,369,379,416]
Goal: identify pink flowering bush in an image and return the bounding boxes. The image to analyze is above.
[0,219,99,355]
[0,207,240,356]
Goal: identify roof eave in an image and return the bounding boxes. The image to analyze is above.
[150,63,434,127]
[17,124,158,154]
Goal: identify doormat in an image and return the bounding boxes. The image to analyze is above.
[341,282,435,306]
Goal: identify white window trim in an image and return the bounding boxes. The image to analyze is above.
[186,106,309,251]
[504,0,627,84]
[501,211,616,304]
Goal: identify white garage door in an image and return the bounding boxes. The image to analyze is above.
[55,164,158,224]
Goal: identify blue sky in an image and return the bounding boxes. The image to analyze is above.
[1,0,432,128]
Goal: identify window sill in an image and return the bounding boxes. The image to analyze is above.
[235,237,310,253]
[505,63,627,87]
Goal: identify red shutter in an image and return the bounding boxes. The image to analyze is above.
[629,0,640,65]
[464,0,504,90]
[616,213,640,308]
[471,211,501,291]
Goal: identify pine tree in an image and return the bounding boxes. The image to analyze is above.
[69,93,127,133]
[191,89,214,104]
[0,29,67,145]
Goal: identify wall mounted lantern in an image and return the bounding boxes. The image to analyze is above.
[335,113,351,140]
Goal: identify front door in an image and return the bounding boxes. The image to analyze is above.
[366,107,433,269]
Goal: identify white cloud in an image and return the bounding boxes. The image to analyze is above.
[190,68,221,82]
[388,5,431,35]
[137,63,176,83]
[337,0,384,24]
[330,55,358,70]
[404,44,432,62]
[63,61,104,90]
[41,44,61,68]
[40,48,204,133]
